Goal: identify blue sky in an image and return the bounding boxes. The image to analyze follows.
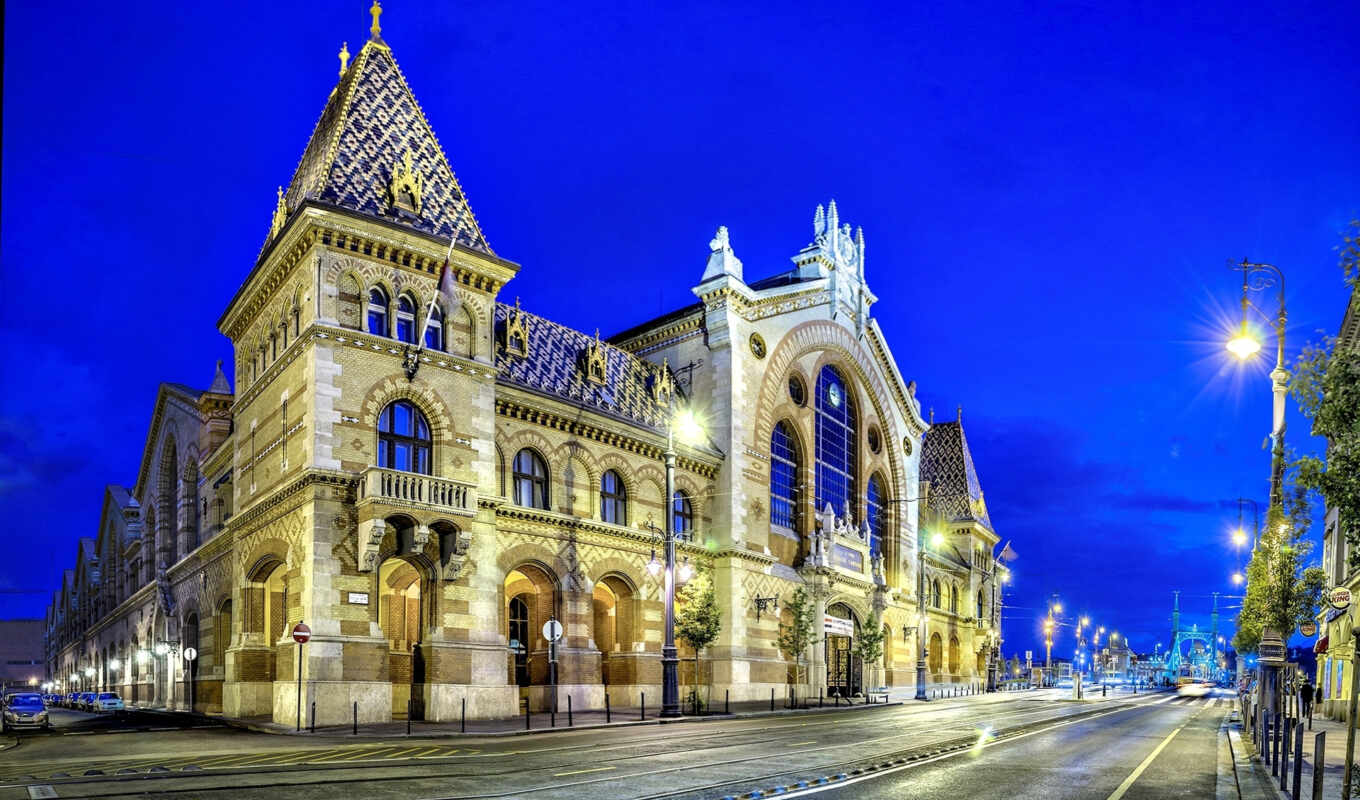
[2,0,1357,662]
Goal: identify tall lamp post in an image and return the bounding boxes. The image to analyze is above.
[916,529,944,700]
[1226,259,1288,508]
[652,404,703,719]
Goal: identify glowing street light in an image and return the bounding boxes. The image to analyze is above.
[1232,528,1248,548]
[1232,572,1245,586]
[1226,322,1262,360]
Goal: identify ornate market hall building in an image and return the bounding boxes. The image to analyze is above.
[44,7,1009,724]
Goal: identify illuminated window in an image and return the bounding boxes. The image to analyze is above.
[814,366,857,519]
[377,401,431,474]
[770,421,801,530]
[866,473,886,557]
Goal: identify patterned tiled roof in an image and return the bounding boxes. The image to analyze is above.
[494,303,672,430]
[919,420,993,531]
[270,38,490,254]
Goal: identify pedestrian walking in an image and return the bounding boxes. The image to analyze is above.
[1300,678,1314,718]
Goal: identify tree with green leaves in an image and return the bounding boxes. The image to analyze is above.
[1232,482,1326,655]
[852,621,886,690]
[1291,219,1360,572]
[675,562,721,711]
[778,587,818,686]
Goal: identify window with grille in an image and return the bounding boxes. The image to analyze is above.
[770,421,800,530]
[814,366,857,520]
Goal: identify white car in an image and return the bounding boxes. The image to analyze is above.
[1177,681,1212,698]
[92,692,125,712]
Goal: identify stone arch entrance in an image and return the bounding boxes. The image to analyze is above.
[824,602,861,697]
[234,552,293,720]
[592,574,639,688]
[504,562,559,711]
[377,550,434,721]
[929,632,943,681]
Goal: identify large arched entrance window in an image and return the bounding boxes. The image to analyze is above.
[814,366,857,519]
[512,449,549,509]
[770,421,801,531]
[866,473,886,557]
[600,470,627,525]
[824,602,861,697]
[378,401,431,474]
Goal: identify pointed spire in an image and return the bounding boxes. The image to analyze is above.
[929,407,935,424]
[338,42,350,75]
[957,404,962,423]
[369,0,383,40]
[209,360,232,395]
[699,225,744,284]
[814,204,826,236]
[827,199,840,230]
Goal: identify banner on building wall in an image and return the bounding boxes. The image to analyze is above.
[823,615,854,637]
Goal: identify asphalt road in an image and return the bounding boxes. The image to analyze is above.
[0,690,1232,800]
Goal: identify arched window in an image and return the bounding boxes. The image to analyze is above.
[377,400,431,474]
[672,491,694,535]
[770,421,801,530]
[814,366,857,518]
[931,579,941,608]
[513,449,549,509]
[367,288,390,336]
[600,470,627,524]
[950,585,959,614]
[509,595,530,687]
[977,590,985,620]
[424,303,444,351]
[395,295,417,343]
[866,473,886,557]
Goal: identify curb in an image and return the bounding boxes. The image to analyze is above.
[0,734,18,753]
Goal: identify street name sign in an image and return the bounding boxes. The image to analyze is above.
[542,619,563,642]
[1329,587,1352,610]
[292,622,312,644]
[346,592,370,605]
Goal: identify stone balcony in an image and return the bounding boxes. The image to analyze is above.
[357,466,477,517]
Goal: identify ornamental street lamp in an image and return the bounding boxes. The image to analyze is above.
[1226,259,1289,508]
[650,402,704,719]
[916,529,945,700]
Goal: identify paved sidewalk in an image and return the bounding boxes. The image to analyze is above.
[1234,705,1350,799]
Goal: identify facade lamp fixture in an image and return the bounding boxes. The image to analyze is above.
[154,643,170,657]
[1227,321,1262,360]
[647,549,661,577]
[83,667,95,677]
[678,557,694,583]
[136,649,150,664]
[753,594,780,621]
[109,658,121,672]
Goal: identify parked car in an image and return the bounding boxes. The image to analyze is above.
[64,692,80,708]
[75,692,95,711]
[92,692,124,713]
[2,692,50,731]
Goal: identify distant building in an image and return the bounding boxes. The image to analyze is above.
[0,619,45,690]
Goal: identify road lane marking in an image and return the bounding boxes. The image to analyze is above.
[791,741,817,746]
[1103,714,1194,800]
[554,766,616,777]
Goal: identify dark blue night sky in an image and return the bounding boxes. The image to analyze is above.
[2,1,1356,661]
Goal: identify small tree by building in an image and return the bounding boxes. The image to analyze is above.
[852,622,886,690]
[1233,484,1326,657]
[675,563,721,711]
[778,588,818,686]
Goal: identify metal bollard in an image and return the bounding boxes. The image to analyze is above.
[524,697,530,730]
[605,693,611,723]
[726,689,730,714]
[407,698,412,736]
[461,697,466,733]
[1313,732,1326,800]
[818,688,823,708]
[551,699,556,728]
[641,692,645,721]
[771,687,775,712]
[1293,722,1304,799]
[1272,714,1281,776]
[353,701,358,735]
[310,702,315,734]
[1280,717,1290,791]
[568,695,573,727]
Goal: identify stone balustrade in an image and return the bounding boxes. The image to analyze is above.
[358,466,476,517]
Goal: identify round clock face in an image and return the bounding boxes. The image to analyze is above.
[749,333,766,359]
[828,383,842,408]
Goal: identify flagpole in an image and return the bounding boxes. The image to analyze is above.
[420,234,458,352]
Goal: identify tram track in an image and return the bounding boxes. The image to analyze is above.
[3,698,1169,798]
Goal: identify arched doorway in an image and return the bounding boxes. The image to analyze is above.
[825,603,861,697]
[184,613,200,711]
[929,632,943,682]
[240,554,290,719]
[948,636,961,680]
[593,575,637,687]
[378,554,429,721]
[504,563,558,710]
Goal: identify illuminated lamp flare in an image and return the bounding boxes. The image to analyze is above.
[1227,322,1262,360]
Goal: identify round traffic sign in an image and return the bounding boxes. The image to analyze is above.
[183,647,198,662]
[1330,587,1352,611]
[292,622,312,643]
[1300,622,1317,637]
[542,619,563,643]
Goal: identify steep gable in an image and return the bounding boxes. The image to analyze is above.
[919,418,993,531]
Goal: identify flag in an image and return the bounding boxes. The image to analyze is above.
[998,541,1018,562]
[421,234,462,350]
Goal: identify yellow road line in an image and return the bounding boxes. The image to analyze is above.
[790,741,816,746]
[554,766,616,777]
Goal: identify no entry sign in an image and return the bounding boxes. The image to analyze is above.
[292,622,312,644]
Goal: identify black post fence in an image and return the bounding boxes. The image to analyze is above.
[310,702,315,734]
[352,701,357,735]
[461,697,466,733]
[1313,732,1326,800]
[1292,722,1304,799]
[605,693,611,723]
[641,692,646,721]
[567,695,573,727]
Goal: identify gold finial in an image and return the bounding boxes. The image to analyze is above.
[338,42,350,75]
[369,0,382,40]
[270,186,288,239]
